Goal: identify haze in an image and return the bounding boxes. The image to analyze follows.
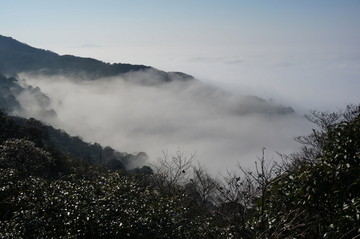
[2,1,359,111]
[2,0,359,171]
[19,72,310,172]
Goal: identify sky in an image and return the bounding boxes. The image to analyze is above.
[1,0,360,172]
[1,0,360,112]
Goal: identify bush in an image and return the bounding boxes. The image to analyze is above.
[0,138,54,177]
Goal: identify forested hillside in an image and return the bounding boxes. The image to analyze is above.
[1,105,359,238]
[1,0,359,237]
[0,111,149,172]
[0,34,359,239]
[0,35,194,82]
[0,74,56,118]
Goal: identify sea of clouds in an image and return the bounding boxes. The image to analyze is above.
[17,70,312,173]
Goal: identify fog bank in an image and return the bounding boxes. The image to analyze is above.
[19,71,312,172]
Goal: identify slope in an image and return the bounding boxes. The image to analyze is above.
[0,35,193,81]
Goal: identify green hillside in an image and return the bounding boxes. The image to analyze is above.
[1,106,359,238]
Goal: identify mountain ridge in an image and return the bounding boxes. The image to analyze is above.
[0,35,295,117]
[0,35,194,81]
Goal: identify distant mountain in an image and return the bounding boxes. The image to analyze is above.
[0,35,194,81]
[0,35,295,115]
[0,34,298,176]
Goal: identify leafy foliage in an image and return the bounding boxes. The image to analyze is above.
[0,169,223,238]
[0,139,53,177]
[1,102,359,238]
[254,105,360,238]
[0,111,147,171]
[0,111,225,238]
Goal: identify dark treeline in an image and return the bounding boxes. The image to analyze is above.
[0,110,149,172]
[0,35,194,83]
[0,105,359,238]
[0,35,149,79]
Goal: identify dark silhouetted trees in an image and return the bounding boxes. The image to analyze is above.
[0,105,359,238]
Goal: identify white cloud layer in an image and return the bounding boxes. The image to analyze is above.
[52,43,360,115]
[18,71,312,173]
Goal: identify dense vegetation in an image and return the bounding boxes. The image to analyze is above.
[0,110,223,238]
[0,111,149,172]
[0,74,24,113]
[1,105,359,238]
[1,34,358,238]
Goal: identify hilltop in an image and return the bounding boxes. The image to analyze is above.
[0,35,194,82]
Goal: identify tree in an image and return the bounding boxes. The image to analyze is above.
[257,105,360,238]
[0,138,54,177]
[153,149,195,194]
[20,117,49,147]
[0,110,20,144]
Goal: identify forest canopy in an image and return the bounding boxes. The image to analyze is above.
[0,105,359,238]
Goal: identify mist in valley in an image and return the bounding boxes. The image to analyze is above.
[16,71,312,173]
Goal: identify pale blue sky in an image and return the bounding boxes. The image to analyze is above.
[2,0,360,47]
[1,0,360,111]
